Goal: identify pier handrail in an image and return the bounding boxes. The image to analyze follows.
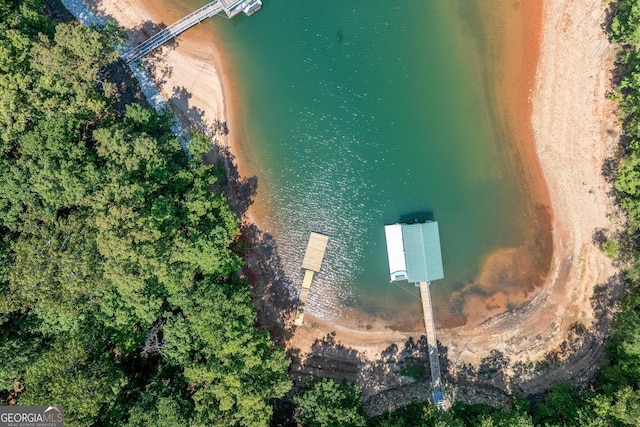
[418,281,445,408]
[123,1,224,63]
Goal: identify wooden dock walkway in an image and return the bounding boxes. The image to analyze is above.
[418,281,445,408]
[294,233,329,326]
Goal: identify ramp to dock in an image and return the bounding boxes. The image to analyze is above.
[294,233,329,326]
[123,1,224,63]
[123,0,262,63]
[418,281,445,408]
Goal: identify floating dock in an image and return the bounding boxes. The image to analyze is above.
[294,233,329,326]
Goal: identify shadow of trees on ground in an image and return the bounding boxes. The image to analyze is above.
[447,272,626,406]
[273,268,626,416]
[169,86,230,138]
[238,222,297,346]
[289,333,363,385]
[134,20,180,87]
[102,60,149,114]
[46,0,75,22]
[280,331,443,418]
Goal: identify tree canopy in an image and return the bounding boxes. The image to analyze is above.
[0,1,290,425]
[294,378,367,427]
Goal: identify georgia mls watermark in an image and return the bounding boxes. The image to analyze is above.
[0,406,63,427]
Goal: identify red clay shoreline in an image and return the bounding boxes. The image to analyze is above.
[445,0,554,329]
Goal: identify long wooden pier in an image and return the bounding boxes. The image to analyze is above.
[418,281,445,408]
[294,233,329,326]
[123,0,261,63]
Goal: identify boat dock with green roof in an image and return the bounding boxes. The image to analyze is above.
[384,220,446,408]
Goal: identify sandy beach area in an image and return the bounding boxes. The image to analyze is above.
[90,0,239,171]
[438,0,619,370]
[86,0,620,399]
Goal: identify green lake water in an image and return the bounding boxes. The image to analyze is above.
[178,0,549,330]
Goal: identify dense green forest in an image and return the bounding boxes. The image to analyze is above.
[3,0,640,426]
[0,1,290,425]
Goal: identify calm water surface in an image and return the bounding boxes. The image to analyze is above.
[176,0,549,330]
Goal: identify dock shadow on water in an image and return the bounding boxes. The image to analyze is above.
[397,211,435,224]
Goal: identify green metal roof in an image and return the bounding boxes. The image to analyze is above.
[401,222,444,282]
